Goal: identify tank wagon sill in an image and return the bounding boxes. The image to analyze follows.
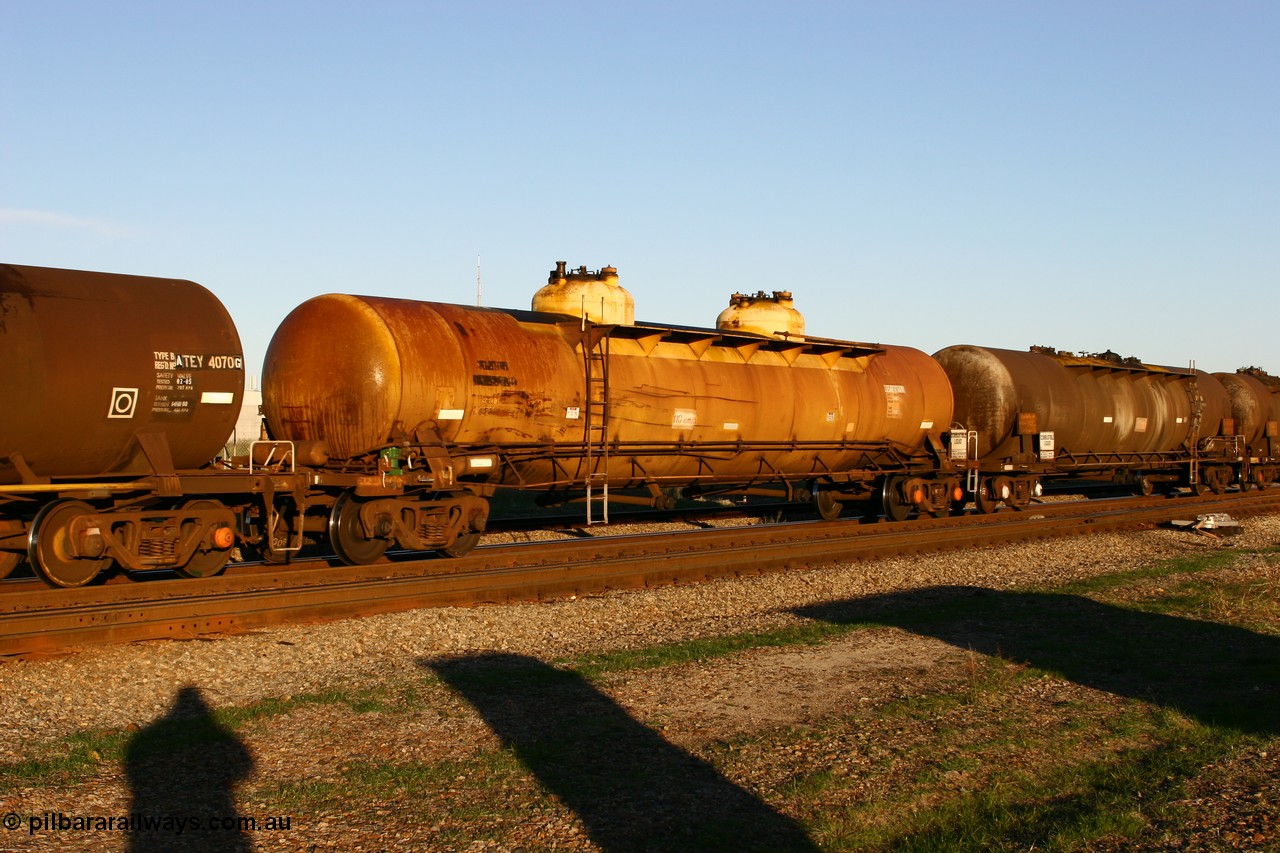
[558,320,887,365]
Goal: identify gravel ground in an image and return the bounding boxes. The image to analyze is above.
[1,512,1278,851]
[2,512,1276,760]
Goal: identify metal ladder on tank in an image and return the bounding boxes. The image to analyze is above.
[1186,365,1204,489]
[583,321,610,525]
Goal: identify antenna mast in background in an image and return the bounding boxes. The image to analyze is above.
[476,254,482,306]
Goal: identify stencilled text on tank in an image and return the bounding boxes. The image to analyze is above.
[473,359,521,416]
[153,352,244,371]
[884,384,906,418]
[150,351,243,416]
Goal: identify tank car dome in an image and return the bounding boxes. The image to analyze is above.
[532,261,634,325]
[716,291,806,340]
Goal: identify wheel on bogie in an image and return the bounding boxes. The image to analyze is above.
[974,480,1001,514]
[814,489,843,522]
[0,551,23,580]
[439,532,480,558]
[257,539,292,564]
[0,520,25,579]
[880,477,914,522]
[27,500,111,588]
[329,492,390,565]
[175,499,234,578]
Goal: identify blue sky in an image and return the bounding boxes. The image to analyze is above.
[3,1,1277,380]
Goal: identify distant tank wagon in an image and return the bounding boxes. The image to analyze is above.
[934,344,1255,509]
[1213,368,1280,488]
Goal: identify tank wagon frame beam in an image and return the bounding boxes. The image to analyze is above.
[952,440,1256,508]
[440,434,960,520]
[467,438,932,483]
[965,436,1259,489]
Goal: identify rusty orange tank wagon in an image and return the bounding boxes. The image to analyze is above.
[261,263,962,561]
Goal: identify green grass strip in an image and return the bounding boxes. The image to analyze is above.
[861,719,1238,852]
[563,619,852,677]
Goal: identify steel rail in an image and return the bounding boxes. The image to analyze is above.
[2,490,1278,657]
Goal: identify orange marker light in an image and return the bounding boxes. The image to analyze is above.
[212,527,236,550]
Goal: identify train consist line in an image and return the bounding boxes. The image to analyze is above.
[2,259,1278,601]
[3,490,1277,657]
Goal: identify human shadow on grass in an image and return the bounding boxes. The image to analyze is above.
[425,652,819,852]
[125,686,254,852]
[795,586,1280,736]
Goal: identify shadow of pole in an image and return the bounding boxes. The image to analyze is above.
[425,652,820,852]
[124,685,254,852]
[795,586,1280,736]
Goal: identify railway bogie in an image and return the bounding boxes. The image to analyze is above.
[882,475,966,520]
[968,474,1044,514]
[8,469,276,586]
[326,490,490,564]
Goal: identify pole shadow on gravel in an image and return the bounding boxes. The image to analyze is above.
[795,586,1280,736]
[124,685,254,852]
[424,653,819,852]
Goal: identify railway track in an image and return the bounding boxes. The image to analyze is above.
[3,490,1278,658]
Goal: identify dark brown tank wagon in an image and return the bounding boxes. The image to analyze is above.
[1,264,248,585]
[934,344,1276,510]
